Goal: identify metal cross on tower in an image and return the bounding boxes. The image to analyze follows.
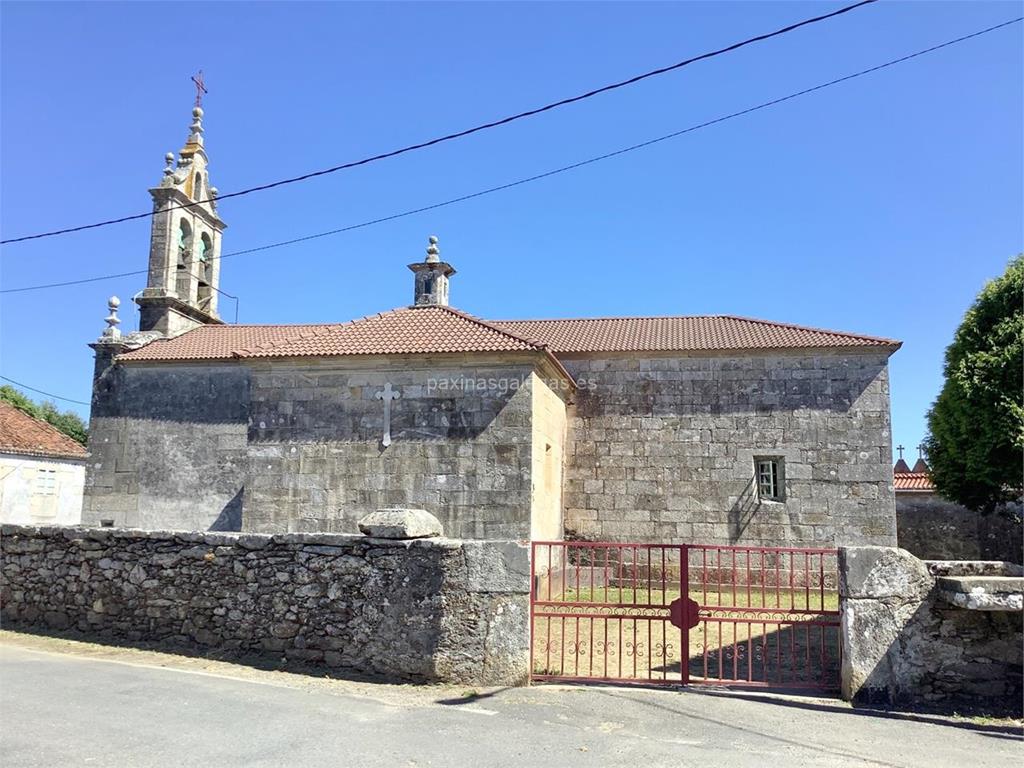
[375,383,401,447]
[896,444,905,459]
[191,70,208,108]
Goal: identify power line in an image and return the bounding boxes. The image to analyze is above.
[1,16,1019,296]
[0,375,91,406]
[0,1,879,246]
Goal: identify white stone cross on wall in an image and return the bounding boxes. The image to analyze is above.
[374,383,401,447]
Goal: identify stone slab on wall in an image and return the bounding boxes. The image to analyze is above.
[839,546,1023,715]
[0,524,531,686]
[562,351,896,547]
[897,495,1023,564]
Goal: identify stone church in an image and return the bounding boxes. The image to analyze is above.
[84,103,902,547]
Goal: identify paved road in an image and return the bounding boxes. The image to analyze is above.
[1,641,1019,767]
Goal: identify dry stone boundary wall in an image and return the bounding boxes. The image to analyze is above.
[0,524,530,686]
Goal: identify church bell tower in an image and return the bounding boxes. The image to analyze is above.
[136,76,227,337]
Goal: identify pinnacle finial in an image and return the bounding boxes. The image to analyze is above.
[163,152,175,176]
[426,235,440,264]
[101,296,122,341]
[187,106,204,143]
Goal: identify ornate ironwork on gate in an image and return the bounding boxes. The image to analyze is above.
[529,541,840,690]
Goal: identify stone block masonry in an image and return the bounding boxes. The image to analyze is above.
[245,358,543,539]
[0,524,531,686]
[84,356,554,539]
[562,351,897,547]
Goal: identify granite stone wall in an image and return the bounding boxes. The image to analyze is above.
[562,351,896,547]
[839,546,1023,715]
[84,348,898,548]
[84,364,250,531]
[84,356,552,539]
[896,495,1023,564]
[0,524,531,685]
[245,358,541,538]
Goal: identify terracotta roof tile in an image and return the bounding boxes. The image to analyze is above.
[490,315,900,354]
[0,402,88,460]
[117,324,332,362]
[235,306,541,358]
[116,310,900,363]
[894,472,935,491]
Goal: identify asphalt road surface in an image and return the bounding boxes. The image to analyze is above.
[0,637,1019,767]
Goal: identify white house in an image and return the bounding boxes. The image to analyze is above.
[0,402,88,526]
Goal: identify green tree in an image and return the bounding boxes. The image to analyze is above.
[0,385,88,446]
[924,255,1024,513]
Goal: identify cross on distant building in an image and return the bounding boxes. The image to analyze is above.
[896,444,905,459]
[374,383,401,447]
[917,443,926,459]
[191,70,208,108]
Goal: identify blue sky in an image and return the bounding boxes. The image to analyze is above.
[1,1,1021,461]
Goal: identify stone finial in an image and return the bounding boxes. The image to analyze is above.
[209,186,218,209]
[163,152,175,175]
[426,235,440,264]
[100,296,122,341]
[186,106,204,146]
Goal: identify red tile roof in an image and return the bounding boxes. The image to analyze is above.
[118,306,576,383]
[235,306,541,358]
[0,402,88,460]
[894,472,935,492]
[490,315,900,354]
[117,324,330,362]
[117,309,900,363]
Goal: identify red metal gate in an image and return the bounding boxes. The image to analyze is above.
[529,541,840,691]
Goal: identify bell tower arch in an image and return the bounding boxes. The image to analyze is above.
[137,85,227,337]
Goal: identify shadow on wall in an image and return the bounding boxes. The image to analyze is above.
[208,488,243,532]
[570,356,889,420]
[897,501,1024,564]
[96,363,526,444]
[854,598,1023,717]
[728,477,760,543]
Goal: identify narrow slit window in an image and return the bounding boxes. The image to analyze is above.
[755,457,784,501]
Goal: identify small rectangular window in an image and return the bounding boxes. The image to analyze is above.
[35,469,57,496]
[755,458,784,502]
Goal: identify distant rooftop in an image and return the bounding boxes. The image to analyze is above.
[894,455,935,492]
[0,402,88,460]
